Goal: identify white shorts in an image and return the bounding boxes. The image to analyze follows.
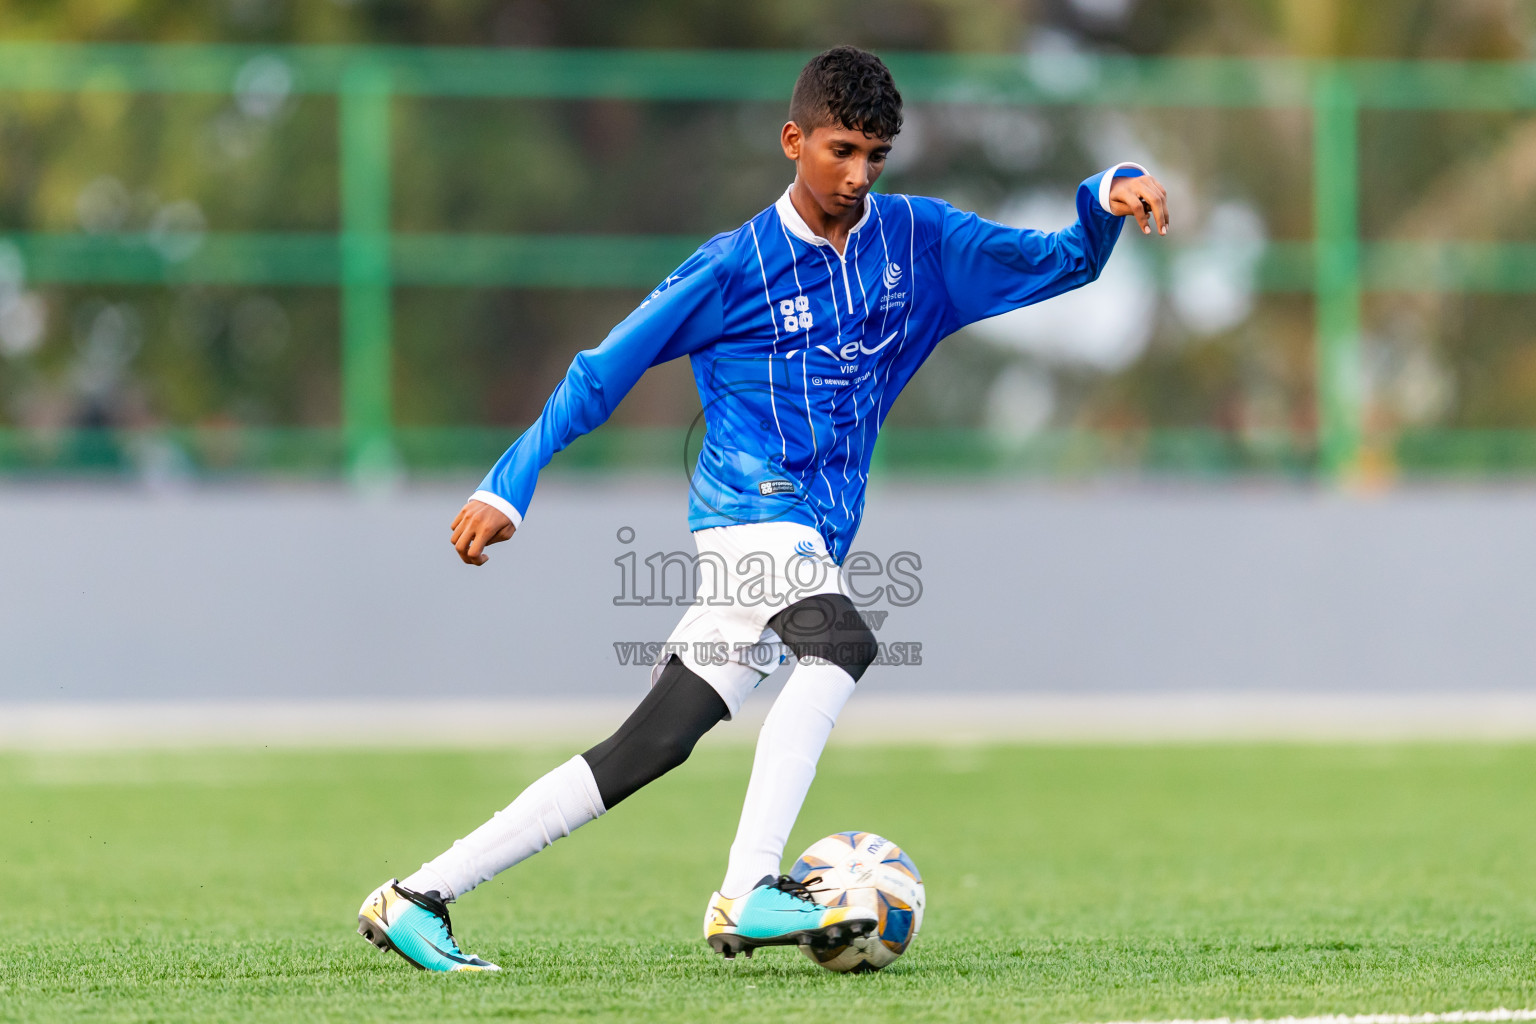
[651,521,845,718]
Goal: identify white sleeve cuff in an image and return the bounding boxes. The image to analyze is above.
[1098,161,1149,214]
[470,489,524,529]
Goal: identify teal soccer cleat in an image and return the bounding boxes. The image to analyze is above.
[703,874,878,959]
[356,880,501,972]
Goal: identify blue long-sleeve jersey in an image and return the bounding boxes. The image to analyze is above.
[473,163,1145,564]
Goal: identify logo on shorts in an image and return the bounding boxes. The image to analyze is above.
[758,479,795,496]
[794,540,816,557]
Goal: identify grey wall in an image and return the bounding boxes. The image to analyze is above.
[2,479,1533,700]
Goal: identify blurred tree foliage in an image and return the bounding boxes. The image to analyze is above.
[3,0,1531,57]
[1,0,1535,470]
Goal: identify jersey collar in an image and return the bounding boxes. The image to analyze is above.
[774,185,872,251]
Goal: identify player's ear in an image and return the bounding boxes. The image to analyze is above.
[781,121,804,161]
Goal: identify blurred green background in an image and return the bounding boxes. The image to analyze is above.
[3,1,1536,481]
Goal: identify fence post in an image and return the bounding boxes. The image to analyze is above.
[339,59,395,479]
[1312,65,1363,478]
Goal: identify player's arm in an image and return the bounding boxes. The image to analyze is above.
[452,254,724,565]
[937,162,1169,329]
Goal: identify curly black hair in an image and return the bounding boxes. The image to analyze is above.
[788,46,903,141]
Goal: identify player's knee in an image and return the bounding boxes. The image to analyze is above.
[841,622,879,679]
[582,656,727,808]
[834,620,878,680]
[768,593,878,683]
[637,724,699,777]
[585,725,694,806]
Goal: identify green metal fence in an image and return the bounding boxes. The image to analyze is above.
[3,44,1536,479]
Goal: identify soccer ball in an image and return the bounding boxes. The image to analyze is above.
[789,831,925,973]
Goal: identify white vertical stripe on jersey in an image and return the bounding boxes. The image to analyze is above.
[872,199,893,340]
[871,197,917,427]
[846,223,873,517]
[866,198,896,477]
[777,221,839,513]
[877,195,921,426]
[850,227,871,317]
[848,215,873,499]
[814,245,844,337]
[748,221,789,462]
[812,245,854,521]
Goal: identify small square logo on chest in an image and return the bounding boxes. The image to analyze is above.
[779,296,813,333]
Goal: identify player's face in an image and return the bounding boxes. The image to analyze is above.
[781,122,892,219]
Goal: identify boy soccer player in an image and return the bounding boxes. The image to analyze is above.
[358,45,1169,971]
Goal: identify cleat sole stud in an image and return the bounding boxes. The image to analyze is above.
[357,918,392,952]
[709,933,749,960]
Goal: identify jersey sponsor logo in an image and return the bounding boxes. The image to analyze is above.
[789,344,838,360]
[879,262,908,313]
[758,479,796,496]
[778,295,814,332]
[863,330,899,355]
[832,330,898,364]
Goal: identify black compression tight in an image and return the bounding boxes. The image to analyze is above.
[766,593,878,682]
[580,592,877,809]
[581,655,728,809]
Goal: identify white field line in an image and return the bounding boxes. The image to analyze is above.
[1082,1010,1536,1024]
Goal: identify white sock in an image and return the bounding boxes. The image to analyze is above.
[720,660,857,897]
[401,754,605,901]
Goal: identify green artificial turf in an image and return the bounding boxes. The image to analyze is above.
[2,742,1534,1023]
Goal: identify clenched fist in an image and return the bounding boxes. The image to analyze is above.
[450,499,515,566]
